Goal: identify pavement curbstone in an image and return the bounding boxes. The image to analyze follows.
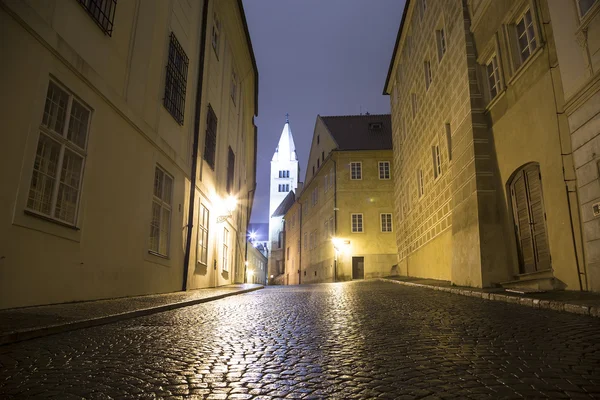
[378,278,598,318]
[0,285,264,346]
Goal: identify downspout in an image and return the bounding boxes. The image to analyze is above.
[182,0,210,291]
[333,158,337,282]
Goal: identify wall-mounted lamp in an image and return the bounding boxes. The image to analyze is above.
[216,195,237,223]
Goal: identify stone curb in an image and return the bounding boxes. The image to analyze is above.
[0,286,263,346]
[378,278,599,318]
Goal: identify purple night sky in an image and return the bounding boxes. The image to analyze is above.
[242,0,406,223]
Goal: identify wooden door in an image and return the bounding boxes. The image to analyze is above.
[510,164,551,274]
[352,257,364,280]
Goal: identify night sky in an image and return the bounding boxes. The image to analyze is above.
[243,0,406,223]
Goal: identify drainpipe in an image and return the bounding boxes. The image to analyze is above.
[333,158,338,282]
[182,0,210,291]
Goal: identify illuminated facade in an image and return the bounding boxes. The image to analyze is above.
[289,114,397,284]
[0,0,258,309]
[384,0,587,290]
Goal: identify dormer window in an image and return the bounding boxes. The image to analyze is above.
[369,122,383,130]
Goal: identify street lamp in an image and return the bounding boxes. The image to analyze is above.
[217,195,237,223]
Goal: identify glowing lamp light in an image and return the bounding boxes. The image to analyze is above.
[217,195,237,223]
[249,231,257,241]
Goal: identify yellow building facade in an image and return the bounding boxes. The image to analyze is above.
[384,0,588,290]
[294,115,397,284]
[0,0,258,309]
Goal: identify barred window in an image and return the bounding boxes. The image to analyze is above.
[203,105,218,169]
[379,161,390,180]
[150,166,173,256]
[351,213,363,233]
[197,204,209,265]
[350,162,362,180]
[164,32,189,125]
[77,0,116,36]
[381,213,393,232]
[27,81,90,226]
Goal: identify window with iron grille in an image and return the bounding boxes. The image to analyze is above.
[226,147,235,194]
[27,80,91,226]
[197,204,209,265]
[163,33,188,125]
[222,228,229,271]
[203,105,218,169]
[351,213,363,233]
[381,213,393,232]
[149,166,173,256]
[350,162,362,180]
[77,0,116,36]
[379,161,390,180]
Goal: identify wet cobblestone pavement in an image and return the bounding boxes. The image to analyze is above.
[1,280,600,399]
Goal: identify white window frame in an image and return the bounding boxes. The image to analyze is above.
[380,213,393,233]
[351,213,364,233]
[417,169,424,198]
[197,204,209,265]
[510,6,539,68]
[350,162,362,180]
[432,144,442,179]
[379,161,391,180]
[436,27,446,61]
[424,60,433,90]
[27,80,91,226]
[222,227,229,272]
[486,54,502,101]
[149,165,173,257]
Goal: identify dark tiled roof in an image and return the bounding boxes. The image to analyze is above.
[271,191,296,217]
[320,114,392,151]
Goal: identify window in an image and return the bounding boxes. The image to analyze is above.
[226,147,235,194]
[486,55,502,100]
[351,213,364,233]
[411,93,418,118]
[322,151,325,161]
[287,247,290,260]
[203,105,217,169]
[317,159,320,168]
[577,0,598,18]
[424,60,433,90]
[222,228,229,271]
[311,187,318,206]
[212,12,220,57]
[516,8,537,64]
[278,170,290,178]
[278,184,290,192]
[163,33,189,125]
[317,135,320,145]
[381,213,393,232]
[350,162,362,180]
[150,166,173,256]
[303,201,308,215]
[379,161,391,180]
[436,28,446,61]
[445,123,452,161]
[312,165,315,176]
[432,145,442,179]
[417,169,424,198]
[324,174,329,192]
[309,232,314,249]
[77,0,116,36]
[304,232,308,249]
[324,220,329,239]
[230,70,238,105]
[197,204,209,265]
[27,81,90,225]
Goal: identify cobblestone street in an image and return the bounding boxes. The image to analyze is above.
[1,280,600,399]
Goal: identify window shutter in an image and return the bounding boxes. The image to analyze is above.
[226,147,235,194]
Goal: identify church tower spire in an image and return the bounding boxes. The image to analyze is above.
[269,113,299,226]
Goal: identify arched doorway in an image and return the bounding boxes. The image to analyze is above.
[509,163,551,274]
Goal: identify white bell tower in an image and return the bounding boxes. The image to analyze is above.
[269,114,299,218]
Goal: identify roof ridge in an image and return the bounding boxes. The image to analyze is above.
[321,113,391,118]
